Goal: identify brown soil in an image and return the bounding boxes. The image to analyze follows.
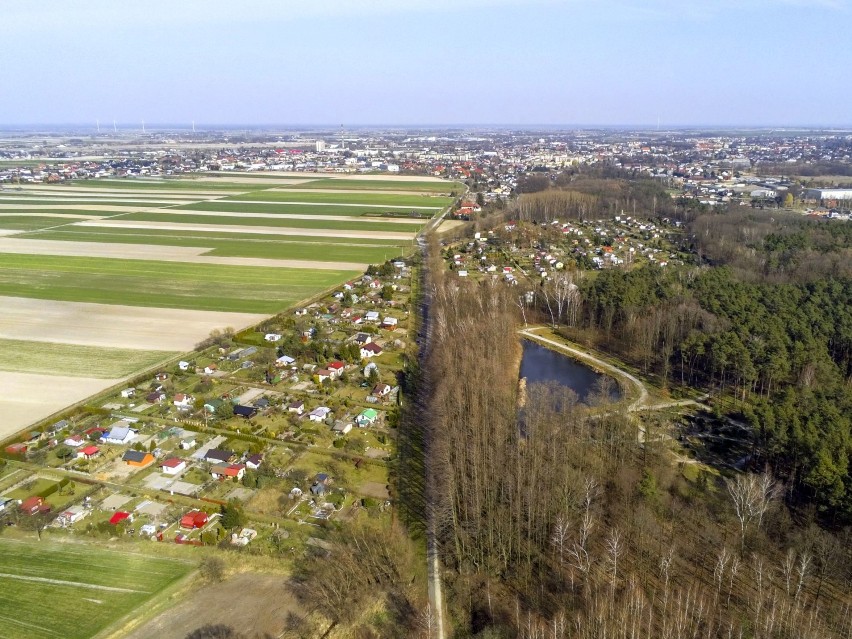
[123,573,307,639]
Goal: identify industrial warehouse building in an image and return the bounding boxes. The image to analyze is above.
[804,188,852,201]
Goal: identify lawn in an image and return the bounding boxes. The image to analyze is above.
[221,190,453,208]
[25,229,412,263]
[172,200,413,216]
[0,338,176,378]
[0,253,360,313]
[0,538,191,639]
[279,178,464,193]
[114,212,426,233]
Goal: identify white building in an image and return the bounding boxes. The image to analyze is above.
[804,188,852,201]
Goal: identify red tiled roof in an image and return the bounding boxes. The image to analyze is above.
[109,511,130,525]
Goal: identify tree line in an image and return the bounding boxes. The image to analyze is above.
[422,273,851,638]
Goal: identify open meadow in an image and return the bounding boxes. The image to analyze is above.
[0,172,453,437]
[0,538,191,639]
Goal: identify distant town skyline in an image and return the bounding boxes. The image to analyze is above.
[2,0,850,127]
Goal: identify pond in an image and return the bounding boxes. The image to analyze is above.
[519,340,621,403]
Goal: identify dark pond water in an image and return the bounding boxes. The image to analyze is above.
[519,340,621,403]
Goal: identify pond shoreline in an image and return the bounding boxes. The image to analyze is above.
[519,338,622,403]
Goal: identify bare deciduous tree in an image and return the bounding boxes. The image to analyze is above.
[782,549,796,596]
[725,472,779,550]
[796,551,812,601]
[606,528,623,593]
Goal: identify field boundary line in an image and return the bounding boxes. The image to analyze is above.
[0,571,149,593]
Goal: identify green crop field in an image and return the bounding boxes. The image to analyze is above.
[221,190,452,208]
[65,178,257,191]
[0,253,359,313]
[114,212,426,233]
[0,198,186,207]
[22,225,407,246]
[279,177,464,193]
[0,216,93,231]
[172,200,409,216]
[25,229,411,263]
[0,538,191,639]
[0,338,176,378]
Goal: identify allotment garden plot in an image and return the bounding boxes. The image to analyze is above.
[0,173,454,437]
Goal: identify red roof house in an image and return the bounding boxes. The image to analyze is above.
[109,511,131,525]
[19,496,47,515]
[78,445,100,459]
[180,510,208,529]
[5,443,27,455]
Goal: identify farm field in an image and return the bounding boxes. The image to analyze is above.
[25,229,410,263]
[172,200,420,216]
[75,219,416,240]
[222,189,451,207]
[0,338,174,378]
[0,371,126,439]
[0,538,191,639]
[0,296,268,351]
[0,197,178,207]
[0,215,97,231]
[0,172,453,438]
[0,253,359,313]
[274,177,464,192]
[114,211,427,232]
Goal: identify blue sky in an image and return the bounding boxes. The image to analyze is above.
[1,0,849,127]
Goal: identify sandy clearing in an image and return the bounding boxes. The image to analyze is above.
[0,229,23,236]
[0,296,267,351]
[151,209,426,225]
[0,371,124,439]
[0,237,367,270]
[227,198,441,210]
[78,219,416,240]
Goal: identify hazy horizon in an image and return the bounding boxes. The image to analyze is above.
[2,1,851,127]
